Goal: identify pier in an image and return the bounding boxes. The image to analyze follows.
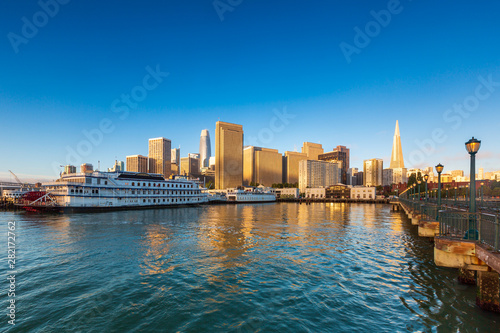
[397,197,500,313]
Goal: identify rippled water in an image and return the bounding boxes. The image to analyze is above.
[1,203,499,332]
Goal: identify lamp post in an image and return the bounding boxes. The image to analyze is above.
[481,182,484,207]
[417,180,421,201]
[424,174,429,202]
[465,137,481,214]
[436,163,444,208]
[454,186,457,204]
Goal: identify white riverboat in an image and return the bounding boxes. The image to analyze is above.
[19,171,207,213]
[226,188,276,203]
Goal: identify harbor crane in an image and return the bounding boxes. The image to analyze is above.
[9,170,25,187]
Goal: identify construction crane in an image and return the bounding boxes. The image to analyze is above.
[9,170,24,187]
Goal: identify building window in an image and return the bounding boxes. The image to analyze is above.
[132,182,135,186]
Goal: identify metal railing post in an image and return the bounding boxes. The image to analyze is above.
[495,215,499,252]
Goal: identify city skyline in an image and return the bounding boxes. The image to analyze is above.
[1,1,500,181]
[0,117,498,182]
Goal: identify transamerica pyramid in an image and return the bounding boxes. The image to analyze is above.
[390,120,405,169]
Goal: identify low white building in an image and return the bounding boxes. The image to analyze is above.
[305,188,326,199]
[275,188,299,199]
[350,186,375,200]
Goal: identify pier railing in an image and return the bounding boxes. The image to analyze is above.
[399,198,500,252]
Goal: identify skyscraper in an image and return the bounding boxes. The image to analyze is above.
[390,120,405,169]
[215,121,243,190]
[243,146,282,186]
[364,158,383,186]
[199,129,211,170]
[283,151,308,184]
[298,160,340,192]
[301,142,324,160]
[126,155,148,173]
[148,137,171,179]
[319,145,350,184]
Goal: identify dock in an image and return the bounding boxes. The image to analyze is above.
[397,198,500,313]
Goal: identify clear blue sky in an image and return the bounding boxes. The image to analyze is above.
[1,0,499,181]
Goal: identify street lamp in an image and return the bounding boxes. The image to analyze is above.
[436,163,444,208]
[481,182,484,207]
[417,180,421,201]
[465,137,481,213]
[424,174,429,201]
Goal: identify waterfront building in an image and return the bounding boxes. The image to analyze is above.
[305,188,326,199]
[299,160,340,192]
[275,188,300,199]
[80,163,93,174]
[326,184,351,199]
[383,168,394,186]
[301,142,324,160]
[351,186,376,200]
[148,137,172,179]
[215,121,244,190]
[243,146,282,187]
[199,129,212,170]
[181,156,200,178]
[282,151,308,184]
[363,159,383,186]
[389,120,405,169]
[126,155,148,173]
[63,165,76,175]
[318,145,350,184]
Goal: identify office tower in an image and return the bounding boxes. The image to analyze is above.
[63,165,76,175]
[243,146,282,186]
[181,156,200,177]
[108,160,124,172]
[171,148,180,164]
[80,163,93,173]
[199,129,212,170]
[209,156,216,171]
[383,169,393,186]
[478,167,484,180]
[347,167,358,186]
[392,168,408,184]
[319,145,350,184]
[126,155,148,173]
[148,137,172,179]
[390,120,405,169]
[301,142,324,160]
[355,171,364,186]
[215,121,244,189]
[363,158,383,186]
[283,151,308,184]
[298,160,340,192]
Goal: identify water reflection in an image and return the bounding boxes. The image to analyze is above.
[1,203,498,332]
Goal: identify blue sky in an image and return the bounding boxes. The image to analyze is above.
[1,0,499,181]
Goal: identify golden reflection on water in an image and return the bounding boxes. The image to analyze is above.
[140,224,174,276]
